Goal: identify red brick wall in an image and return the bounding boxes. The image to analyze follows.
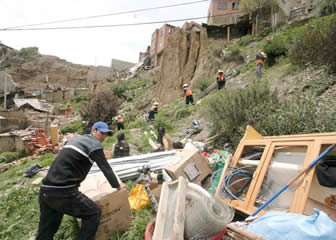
[156,24,175,54]
[150,29,159,56]
[150,24,175,57]
[207,0,241,25]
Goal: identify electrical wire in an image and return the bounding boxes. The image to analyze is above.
[0,12,234,31]
[218,166,256,201]
[1,0,209,30]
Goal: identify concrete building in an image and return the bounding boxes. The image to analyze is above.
[207,0,241,26]
[150,24,176,66]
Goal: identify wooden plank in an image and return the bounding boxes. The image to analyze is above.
[218,139,270,215]
[318,139,336,144]
[289,142,317,214]
[172,177,187,240]
[244,143,273,213]
[153,182,169,240]
[264,132,336,139]
[215,154,232,197]
[242,125,263,140]
[231,140,248,166]
[227,224,266,240]
[153,178,188,240]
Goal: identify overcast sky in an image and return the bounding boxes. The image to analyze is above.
[0,0,209,66]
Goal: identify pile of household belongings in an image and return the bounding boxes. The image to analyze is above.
[82,125,336,239]
[208,125,336,240]
[144,126,336,239]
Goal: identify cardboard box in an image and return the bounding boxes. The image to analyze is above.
[152,185,162,202]
[79,174,131,240]
[164,149,211,185]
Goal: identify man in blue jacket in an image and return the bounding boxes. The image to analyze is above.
[36,121,126,240]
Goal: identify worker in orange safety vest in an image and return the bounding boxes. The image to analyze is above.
[256,50,267,78]
[65,104,72,117]
[183,83,194,106]
[148,102,159,121]
[216,69,226,90]
[116,115,125,130]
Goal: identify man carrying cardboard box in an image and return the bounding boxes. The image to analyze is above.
[36,121,126,240]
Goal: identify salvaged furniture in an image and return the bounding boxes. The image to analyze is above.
[216,126,336,220]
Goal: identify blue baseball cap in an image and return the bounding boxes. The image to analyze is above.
[92,121,113,136]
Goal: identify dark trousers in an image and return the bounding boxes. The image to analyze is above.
[36,187,101,240]
[257,64,263,78]
[148,110,156,121]
[117,122,125,130]
[186,95,194,105]
[217,81,225,90]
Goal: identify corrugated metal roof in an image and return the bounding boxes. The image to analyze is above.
[14,99,54,113]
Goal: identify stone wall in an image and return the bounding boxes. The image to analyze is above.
[0,133,25,153]
[0,118,27,133]
[0,111,26,119]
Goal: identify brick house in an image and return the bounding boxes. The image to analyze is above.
[150,24,176,66]
[207,0,241,25]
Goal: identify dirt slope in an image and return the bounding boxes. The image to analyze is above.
[155,28,243,104]
[0,46,132,94]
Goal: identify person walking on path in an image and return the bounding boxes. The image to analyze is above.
[148,102,159,121]
[112,132,130,158]
[116,115,125,130]
[256,50,267,78]
[183,83,195,106]
[216,69,226,90]
[36,121,126,240]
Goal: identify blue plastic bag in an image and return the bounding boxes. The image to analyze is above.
[247,209,336,240]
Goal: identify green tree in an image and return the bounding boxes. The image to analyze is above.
[240,0,279,34]
[80,90,121,131]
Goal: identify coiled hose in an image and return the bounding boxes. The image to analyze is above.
[211,166,256,201]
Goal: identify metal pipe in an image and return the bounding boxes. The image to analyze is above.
[4,72,7,110]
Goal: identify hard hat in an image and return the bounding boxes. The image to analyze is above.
[153,102,159,105]
[117,115,121,118]
[218,69,223,73]
[261,52,266,55]
[183,83,188,87]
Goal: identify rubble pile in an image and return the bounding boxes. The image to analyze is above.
[21,128,55,155]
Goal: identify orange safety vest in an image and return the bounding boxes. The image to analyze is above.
[117,118,123,123]
[185,89,192,96]
[217,74,224,81]
[65,106,72,115]
[256,59,264,65]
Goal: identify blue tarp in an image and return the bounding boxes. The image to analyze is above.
[247,209,336,240]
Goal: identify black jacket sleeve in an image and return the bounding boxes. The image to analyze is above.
[90,149,120,189]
